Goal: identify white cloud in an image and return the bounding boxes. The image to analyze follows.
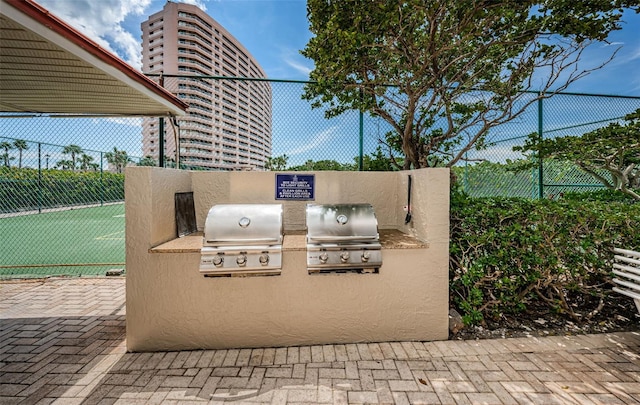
[95,117,143,128]
[34,0,153,70]
[178,0,207,11]
[284,57,312,76]
[284,126,338,156]
[628,44,640,62]
[276,44,314,78]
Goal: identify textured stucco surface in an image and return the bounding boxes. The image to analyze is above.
[125,167,449,351]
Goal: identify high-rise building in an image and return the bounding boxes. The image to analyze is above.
[141,1,272,170]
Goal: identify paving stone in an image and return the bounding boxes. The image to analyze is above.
[371,369,401,380]
[486,381,519,405]
[357,360,384,370]
[2,278,640,404]
[297,346,311,364]
[222,349,240,366]
[367,343,384,361]
[247,348,263,366]
[334,345,349,362]
[406,360,433,370]
[410,370,434,393]
[318,368,345,379]
[159,375,193,388]
[274,377,304,388]
[211,367,240,377]
[236,348,252,366]
[310,346,324,363]
[339,345,356,362]
[355,344,372,361]
[582,393,628,404]
[286,388,317,402]
[345,361,358,379]
[465,392,502,405]
[188,367,211,388]
[375,343,394,360]
[388,379,419,392]
[285,347,299,365]
[260,348,275,366]
[390,391,410,405]
[264,367,292,378]
[347,390,378,404]
[291,364,305,379]
[238,366,254,377]
[303,366,318,386]
[217,376,250,389]
[406,391,441,404]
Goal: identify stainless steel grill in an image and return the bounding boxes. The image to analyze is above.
[200,204,283,276]
[306,203,382,274]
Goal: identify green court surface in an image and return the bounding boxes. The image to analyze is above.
[0,204,125,278]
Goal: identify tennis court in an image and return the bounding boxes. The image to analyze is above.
[0,203,125,278]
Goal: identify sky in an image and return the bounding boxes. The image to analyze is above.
[34,0,314,81]
[32,0,640,95]
[8,0,640,169]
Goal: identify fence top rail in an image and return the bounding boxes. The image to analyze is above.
[145,74,640,100]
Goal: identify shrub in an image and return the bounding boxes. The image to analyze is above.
[0,167,124,213]
[560,188,636,203]
[449,190,640,325]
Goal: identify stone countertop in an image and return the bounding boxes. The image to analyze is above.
[149,229,426,253]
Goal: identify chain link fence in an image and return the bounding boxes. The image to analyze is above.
[455,92,640,198]
[1,77,639,278]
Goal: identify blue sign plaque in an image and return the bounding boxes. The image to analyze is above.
[275,174,315,200]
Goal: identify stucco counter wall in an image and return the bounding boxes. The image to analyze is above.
[125,167,450,351]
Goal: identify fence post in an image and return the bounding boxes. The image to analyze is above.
[358,109,364,171]
[537,95,544,199]
[159,117,165,168]
[159,74,165,168]
[100,152,104,206]
[358,88,364,171]
[464,153,469,194]
[37,143,42,214]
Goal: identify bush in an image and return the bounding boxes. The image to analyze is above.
[560,188,636,203]
[449,190,640,325]
[0,167,124,213]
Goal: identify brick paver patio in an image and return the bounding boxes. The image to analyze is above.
[0,278,639,404]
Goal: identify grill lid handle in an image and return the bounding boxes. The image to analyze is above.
[307,235,379,241]
[205,237,282,244]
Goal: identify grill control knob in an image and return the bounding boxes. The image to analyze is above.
[319,252,329,264]
[361,251,370,262]
[259,254,269,266]
[212,255,224,267]
[236,254,247,267]
[336,214,348,225]
[340,251,350,263]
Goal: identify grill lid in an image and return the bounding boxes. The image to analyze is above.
[203,204,283,246]
[306,203,379,243]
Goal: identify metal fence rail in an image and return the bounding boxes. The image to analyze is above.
[1,77,639,277]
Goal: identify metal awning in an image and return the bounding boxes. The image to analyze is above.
[0,0,187,116]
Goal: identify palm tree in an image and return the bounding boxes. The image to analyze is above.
[79,153,95,172]
[62,144,83,171]
[105,147,132,174]
[138,156,157,167]
[0,142,13,167]
[54,159,74,170]
[13,139,29,169]
[265,154,289,171]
